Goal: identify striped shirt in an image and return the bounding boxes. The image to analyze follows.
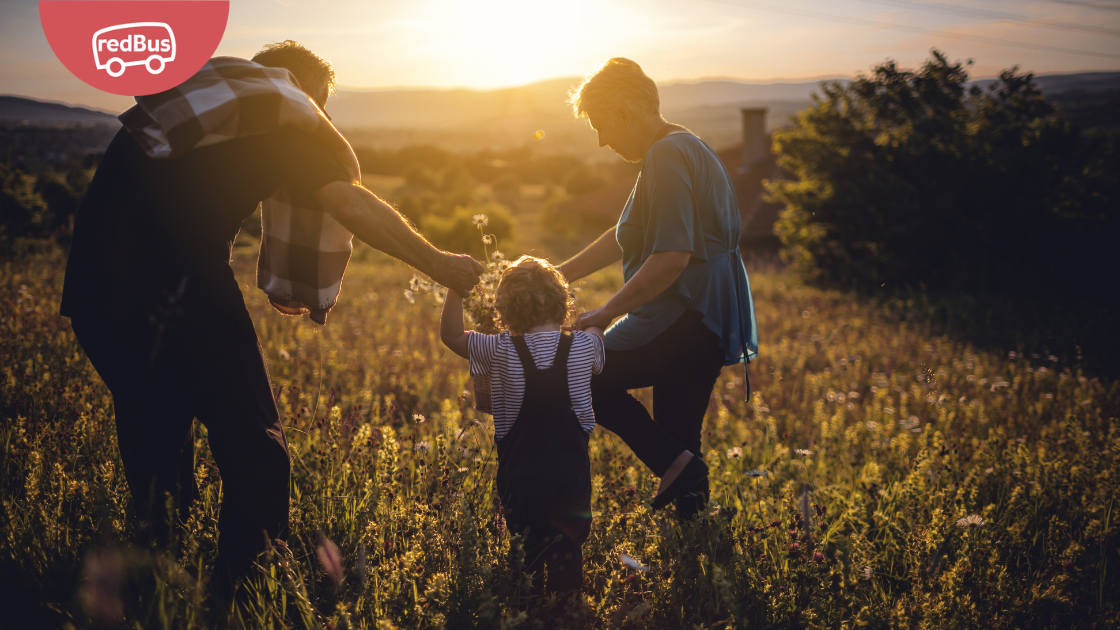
[468,330,605,441]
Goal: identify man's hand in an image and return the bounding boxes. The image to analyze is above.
[433,253,484,296]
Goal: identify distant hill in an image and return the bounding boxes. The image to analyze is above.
[3,70,1116,157]
[0,95,119,125]
[327,77,827,156]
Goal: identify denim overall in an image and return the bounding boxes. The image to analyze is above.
[496,333,593,595]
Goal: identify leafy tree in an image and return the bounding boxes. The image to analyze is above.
[0,164,51,252]
[768,50,1118,298]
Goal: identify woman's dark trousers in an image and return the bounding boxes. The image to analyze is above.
[591,309,724,518]
[71,303,290,598]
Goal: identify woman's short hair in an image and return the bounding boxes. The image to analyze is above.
[251,40,336,101]
[494,256,572,334]
[569,57,660,119]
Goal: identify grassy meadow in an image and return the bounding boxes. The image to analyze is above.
[1,243,1117,629]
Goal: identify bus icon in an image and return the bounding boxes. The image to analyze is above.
[92,22,176,77]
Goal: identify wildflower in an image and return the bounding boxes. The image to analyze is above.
[80,548,124,624]
[863,566,873,580]
[866,421,878,430]
[415,441,430,453]
[278,348,290,360]
[317,534,344,583]
[795,449,813,456]
[956,514,985,529]
[849,391,860,399]
[403,290,415,304]
[813,551,826,562]
[457,467,469,473]
[482,235,494,245]
[884,407,895,415]
[744,469,769,477]
[412,414,425,423]
[472,214,488,227]
[619,554,648,572]
[985,467,994,474]
[1048,355,1058,362]
[726,446,743,458]
[827,391,836,401]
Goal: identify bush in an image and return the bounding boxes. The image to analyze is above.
[768,50,1119,298]
[420,203,514,259]
[562,165,610,196]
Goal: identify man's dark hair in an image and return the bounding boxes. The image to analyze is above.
[251,40,335,104]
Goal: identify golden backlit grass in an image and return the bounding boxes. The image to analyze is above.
[1,246,1117,629]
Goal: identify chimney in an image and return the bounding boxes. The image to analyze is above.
[739,107,767,172]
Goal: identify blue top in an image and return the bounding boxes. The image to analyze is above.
[604,132,759,366]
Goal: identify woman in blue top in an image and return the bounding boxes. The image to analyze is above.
[561,58,759,519]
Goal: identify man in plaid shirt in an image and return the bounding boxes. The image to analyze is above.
[59,41,482,602]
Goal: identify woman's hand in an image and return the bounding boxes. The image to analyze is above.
[574,306,615,331]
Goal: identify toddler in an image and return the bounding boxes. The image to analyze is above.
[440,255,604,597]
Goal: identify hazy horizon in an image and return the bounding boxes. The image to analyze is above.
[2,0,1118,113]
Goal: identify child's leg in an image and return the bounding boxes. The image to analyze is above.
[542,533,583,595]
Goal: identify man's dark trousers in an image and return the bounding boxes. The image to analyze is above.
[71,300,289,595]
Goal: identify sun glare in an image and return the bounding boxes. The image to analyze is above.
[403,0,638,88]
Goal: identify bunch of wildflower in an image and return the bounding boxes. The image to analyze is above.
[407,214,509,333]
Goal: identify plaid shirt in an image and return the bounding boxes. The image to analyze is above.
[119,56,360,324]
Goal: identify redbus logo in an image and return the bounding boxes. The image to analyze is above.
[93,23,176,77]
[40,1,228,96]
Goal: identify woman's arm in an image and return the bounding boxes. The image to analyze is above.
[559,227,622,282]
[440,289,470,359]
[575,250,691,330]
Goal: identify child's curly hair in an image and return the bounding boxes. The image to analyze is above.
[493,256,573,334]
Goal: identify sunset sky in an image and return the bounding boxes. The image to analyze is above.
[2,0,1118,112]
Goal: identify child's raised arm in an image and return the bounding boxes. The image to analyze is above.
[440,289,470,359]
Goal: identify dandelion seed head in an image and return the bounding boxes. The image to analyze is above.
[956,514,985,529]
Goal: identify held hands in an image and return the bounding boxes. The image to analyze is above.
[434,253,485,296]
[573,305,614,331]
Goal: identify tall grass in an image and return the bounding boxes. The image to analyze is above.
[1,246,1116,629]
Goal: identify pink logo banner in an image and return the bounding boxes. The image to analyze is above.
[40,1,229,96]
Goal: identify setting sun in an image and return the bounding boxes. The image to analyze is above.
[399,0,641,88]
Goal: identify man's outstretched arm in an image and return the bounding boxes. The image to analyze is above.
[316,181,483,294]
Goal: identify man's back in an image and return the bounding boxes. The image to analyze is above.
[61,126,348,319]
